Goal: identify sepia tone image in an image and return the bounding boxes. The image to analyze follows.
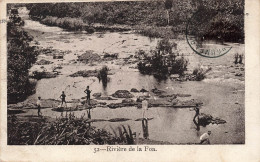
[7,0,244,145]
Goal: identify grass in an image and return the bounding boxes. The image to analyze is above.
[8,114,135,145]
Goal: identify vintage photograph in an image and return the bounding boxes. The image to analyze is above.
[7,0,244,145]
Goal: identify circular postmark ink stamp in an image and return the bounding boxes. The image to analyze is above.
[186,9,232,58]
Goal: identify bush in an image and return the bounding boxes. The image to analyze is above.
[41,16,85,31]
[97,66,109,88]
[192,66,212,81]
[137,39,188,78]
[170,56,188,76]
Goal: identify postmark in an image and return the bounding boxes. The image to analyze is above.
[186,9,233,58]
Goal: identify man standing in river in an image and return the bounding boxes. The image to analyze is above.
[193,104,200,121]
[36,96,42,117]
[60,91,67,107]
[84,86,92,105]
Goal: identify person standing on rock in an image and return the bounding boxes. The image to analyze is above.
[84,86,92,105]
[36,96,42,117]
[142,98,148,119]
[193,104,200,121]
[60,91,67,107]
[199,131,211,144]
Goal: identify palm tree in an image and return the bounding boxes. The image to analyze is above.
[164,0,173,25]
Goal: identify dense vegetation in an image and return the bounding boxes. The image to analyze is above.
[26,0,244,42]
[8,115,135,145]
[7,11,39,103]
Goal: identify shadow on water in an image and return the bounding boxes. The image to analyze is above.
[142,118,149,139]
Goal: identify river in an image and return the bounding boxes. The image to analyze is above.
[15,7,245,144]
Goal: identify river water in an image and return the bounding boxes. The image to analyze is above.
[17,7,244,144]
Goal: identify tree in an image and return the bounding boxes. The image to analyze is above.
[164,0,173,25]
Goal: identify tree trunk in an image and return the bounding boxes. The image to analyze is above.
[166,9,170,25]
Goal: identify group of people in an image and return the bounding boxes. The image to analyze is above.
[36,86,92,117]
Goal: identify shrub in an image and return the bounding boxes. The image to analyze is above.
[192,66,212,81]
[97,66,109,88]
[137,39,188,78]
[170,56,189,76]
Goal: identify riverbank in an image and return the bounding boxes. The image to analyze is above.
[32,15,182,39]
[25,1,244,42]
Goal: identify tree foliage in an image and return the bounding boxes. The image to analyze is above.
[7,12,39,103]
[27,0,244,42]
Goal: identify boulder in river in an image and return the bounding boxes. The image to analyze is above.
[136,96,150,102]
[198,113,226,126]
[53,54,64,59]
[107,103,125,109]
[107,99,137,109]
[103,53,118,61]
[70,70,98,77]
[77,50,101,63]
[173,99,203,107]
[140,88,148,93]
[30,71,58,80]
[112,90,134,98]
[122,98,136,104]
[151,88,165,95]
[93,93,102,98]
[108,118,131,122]
[35,59,53,65]
[130,88,139,92]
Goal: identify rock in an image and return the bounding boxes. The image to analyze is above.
[235,73,242,76]
[53,54,64,59]
[198,113,226,126]
[136,96,150,102]
[148,99,172,107]
[112,90,134,98]
[93,93,102,98]
[176,94,192,97]
[107,103,125,109]
[151,88,165,95]
[30,71,57,80]
[35,59,53,65]
[130,88,139,92]
[103,53,118,61]
[108,118,131,122]
[70,70,98,77]
[77,51,101,63]
[96,96,116,100]
[107,100,137,109]
[198,113,213,126]
[174,99,203,107]
[122,98,136,104]
[159,94,177,98]
[140,88,148,93]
